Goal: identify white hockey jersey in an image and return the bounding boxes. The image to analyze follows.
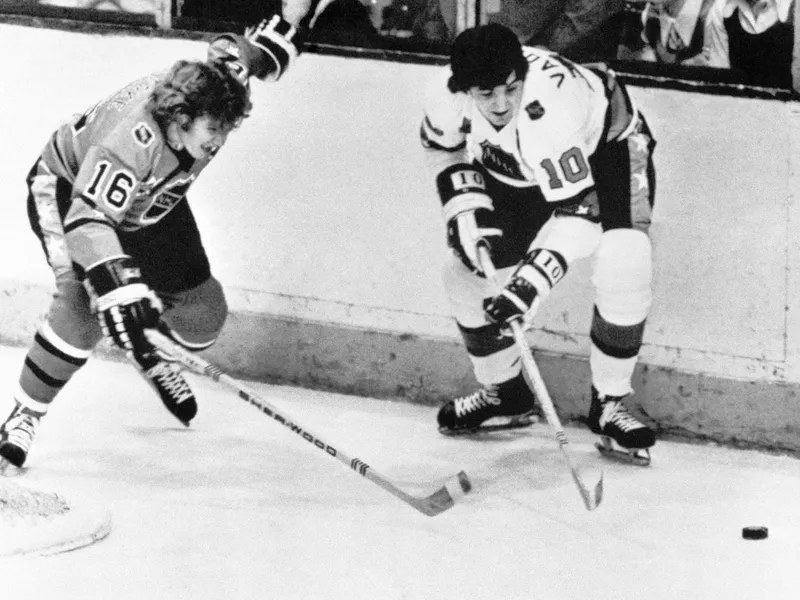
[421,46,639,205]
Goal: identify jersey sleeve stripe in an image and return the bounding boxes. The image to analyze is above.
[595,68,637,143]
[423,115,444,136]
[63,217,115,235]
[420,125,467,152]
[48,136,73,179]
[74,194,100,210]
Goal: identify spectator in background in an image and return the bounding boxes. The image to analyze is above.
[486,0,626,62]
[285,0,382,47]
[630,0,794,88]
[723,0,794,88]
[636,0,728,67]
[411,0,455,44]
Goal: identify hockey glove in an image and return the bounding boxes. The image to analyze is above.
[207,15,299,83]
[485,248,568,331]
[437,164,502,276]
[85,256,163,352]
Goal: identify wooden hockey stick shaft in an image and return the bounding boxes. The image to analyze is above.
[145,329,471,517]
[477,246,603,511]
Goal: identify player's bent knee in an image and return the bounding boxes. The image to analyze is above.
[48,278,103,350]
[161,277,228,350]
[592,229,652,324]
[590,307,645,359]
[442,253,505,328]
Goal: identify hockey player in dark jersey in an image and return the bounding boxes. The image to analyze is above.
[421,24,657,463]
[0,16,299,470]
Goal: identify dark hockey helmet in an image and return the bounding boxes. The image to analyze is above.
[448,24,529,93]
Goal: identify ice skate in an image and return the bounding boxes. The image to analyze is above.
[586,387,655,466]
[129,349,197,426]
[0,402,42,470]
[438,371,537,436]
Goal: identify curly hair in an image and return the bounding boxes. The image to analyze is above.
[148,60,252,134]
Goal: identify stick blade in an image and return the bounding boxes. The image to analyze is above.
[413,471,472,517]
[572,468,603,511]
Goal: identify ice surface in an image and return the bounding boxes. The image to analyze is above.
[0,345,797,599]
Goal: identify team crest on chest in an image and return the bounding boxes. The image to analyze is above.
[480,140,524,180]
[143,175,195,221]
[525,100,545,120]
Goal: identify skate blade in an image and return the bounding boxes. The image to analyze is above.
[439,412,537,437]
[0,457,26,477]
[595,436,651,466]
[158,398,196,428]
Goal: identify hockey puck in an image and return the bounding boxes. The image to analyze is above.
[444,471,472,501]
[742,526,768,540]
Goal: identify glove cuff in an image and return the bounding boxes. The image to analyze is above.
[85,255,142,298]
[248,15,300,82]
[507,248,568,308]
[208,15,300,84]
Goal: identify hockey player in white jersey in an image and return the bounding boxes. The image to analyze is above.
[422,24,656,462]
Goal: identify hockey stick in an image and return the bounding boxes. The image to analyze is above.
[477,246,603,511]
[144,329,471,517]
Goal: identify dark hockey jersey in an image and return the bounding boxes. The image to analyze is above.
[40,73,215,271]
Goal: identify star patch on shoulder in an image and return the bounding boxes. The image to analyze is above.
[525,100,545,120]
